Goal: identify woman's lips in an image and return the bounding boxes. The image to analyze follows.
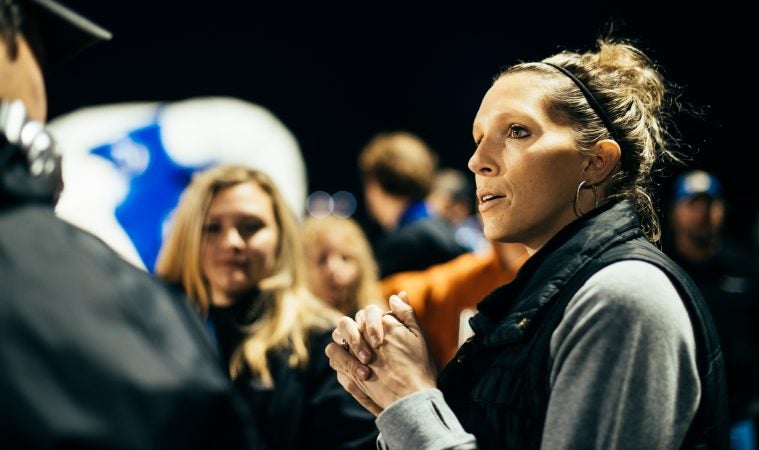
[478,194,505,213]
[216,259,247,269]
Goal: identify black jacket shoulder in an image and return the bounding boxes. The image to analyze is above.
[0,204,259,449]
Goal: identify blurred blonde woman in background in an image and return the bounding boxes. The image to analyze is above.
[155,165,377,450]
[302,215,384,316]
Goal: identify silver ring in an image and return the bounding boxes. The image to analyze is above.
[341,339,350,352]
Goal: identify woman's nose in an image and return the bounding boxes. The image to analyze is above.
[325,254,349,278]
[221,227,245,249]
[325,254,342,272]
[468,140,496,176]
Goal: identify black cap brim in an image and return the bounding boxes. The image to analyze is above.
[20,0,112,71]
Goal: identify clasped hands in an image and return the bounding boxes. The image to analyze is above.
[324,292,438,416]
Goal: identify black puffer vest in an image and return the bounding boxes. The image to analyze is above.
[437,200,729,449]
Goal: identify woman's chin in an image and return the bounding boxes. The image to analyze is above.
[483,226,508,243]
[218,278,255,296]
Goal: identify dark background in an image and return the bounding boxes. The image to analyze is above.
[47,1,755,245]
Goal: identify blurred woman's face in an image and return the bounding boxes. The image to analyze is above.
[305,232,361,313]
[469,71,586,254]
[200,181,279,306]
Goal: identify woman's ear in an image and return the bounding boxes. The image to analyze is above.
[582,139,622,184]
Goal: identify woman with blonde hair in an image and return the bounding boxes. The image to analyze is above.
[156,164,377,450]
[302,215,384,316]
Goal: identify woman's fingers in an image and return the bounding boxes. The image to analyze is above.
[363,305,386,348]
[325,341,371,380]
[387,293,420,332]
[326,342,382,416]
[335,316,374,364]
[334,371,382,417]
[355,309,366,328]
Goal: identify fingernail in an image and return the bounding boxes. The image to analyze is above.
[358,350,371,364]
[357,366,369,379]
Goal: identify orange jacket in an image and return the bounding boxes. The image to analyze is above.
[380,245,526,367]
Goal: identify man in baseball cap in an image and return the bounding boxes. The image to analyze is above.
[14,0,112,71]
[669,170,724,260]
[672,169,723,205]
[666,170,759,447]
[0,2,262,448]
[0,0,111,201]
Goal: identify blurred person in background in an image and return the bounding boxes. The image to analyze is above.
[358,131,467,278]
[0,1,261,448]
[379,241,528,367]
[427,167,489,253]
[302,215,385,316]
[48,96,306,273]
[156,165,378,450]
[664,170,759,450]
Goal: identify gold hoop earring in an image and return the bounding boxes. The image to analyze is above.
[574,180,598,217]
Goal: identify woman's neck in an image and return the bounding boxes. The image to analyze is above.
[210,291,236,308]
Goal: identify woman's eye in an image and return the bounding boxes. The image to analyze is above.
[238,221,263,236]
[313,254,329,267]
[507,125,530,139]
[202,223,221,234]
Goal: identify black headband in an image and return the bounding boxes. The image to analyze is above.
[542,62,624,150]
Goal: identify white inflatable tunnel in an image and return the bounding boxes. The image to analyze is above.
[48,97,307,272]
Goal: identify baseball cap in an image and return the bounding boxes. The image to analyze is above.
[672,170,723,203]
[17,0,112,71]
